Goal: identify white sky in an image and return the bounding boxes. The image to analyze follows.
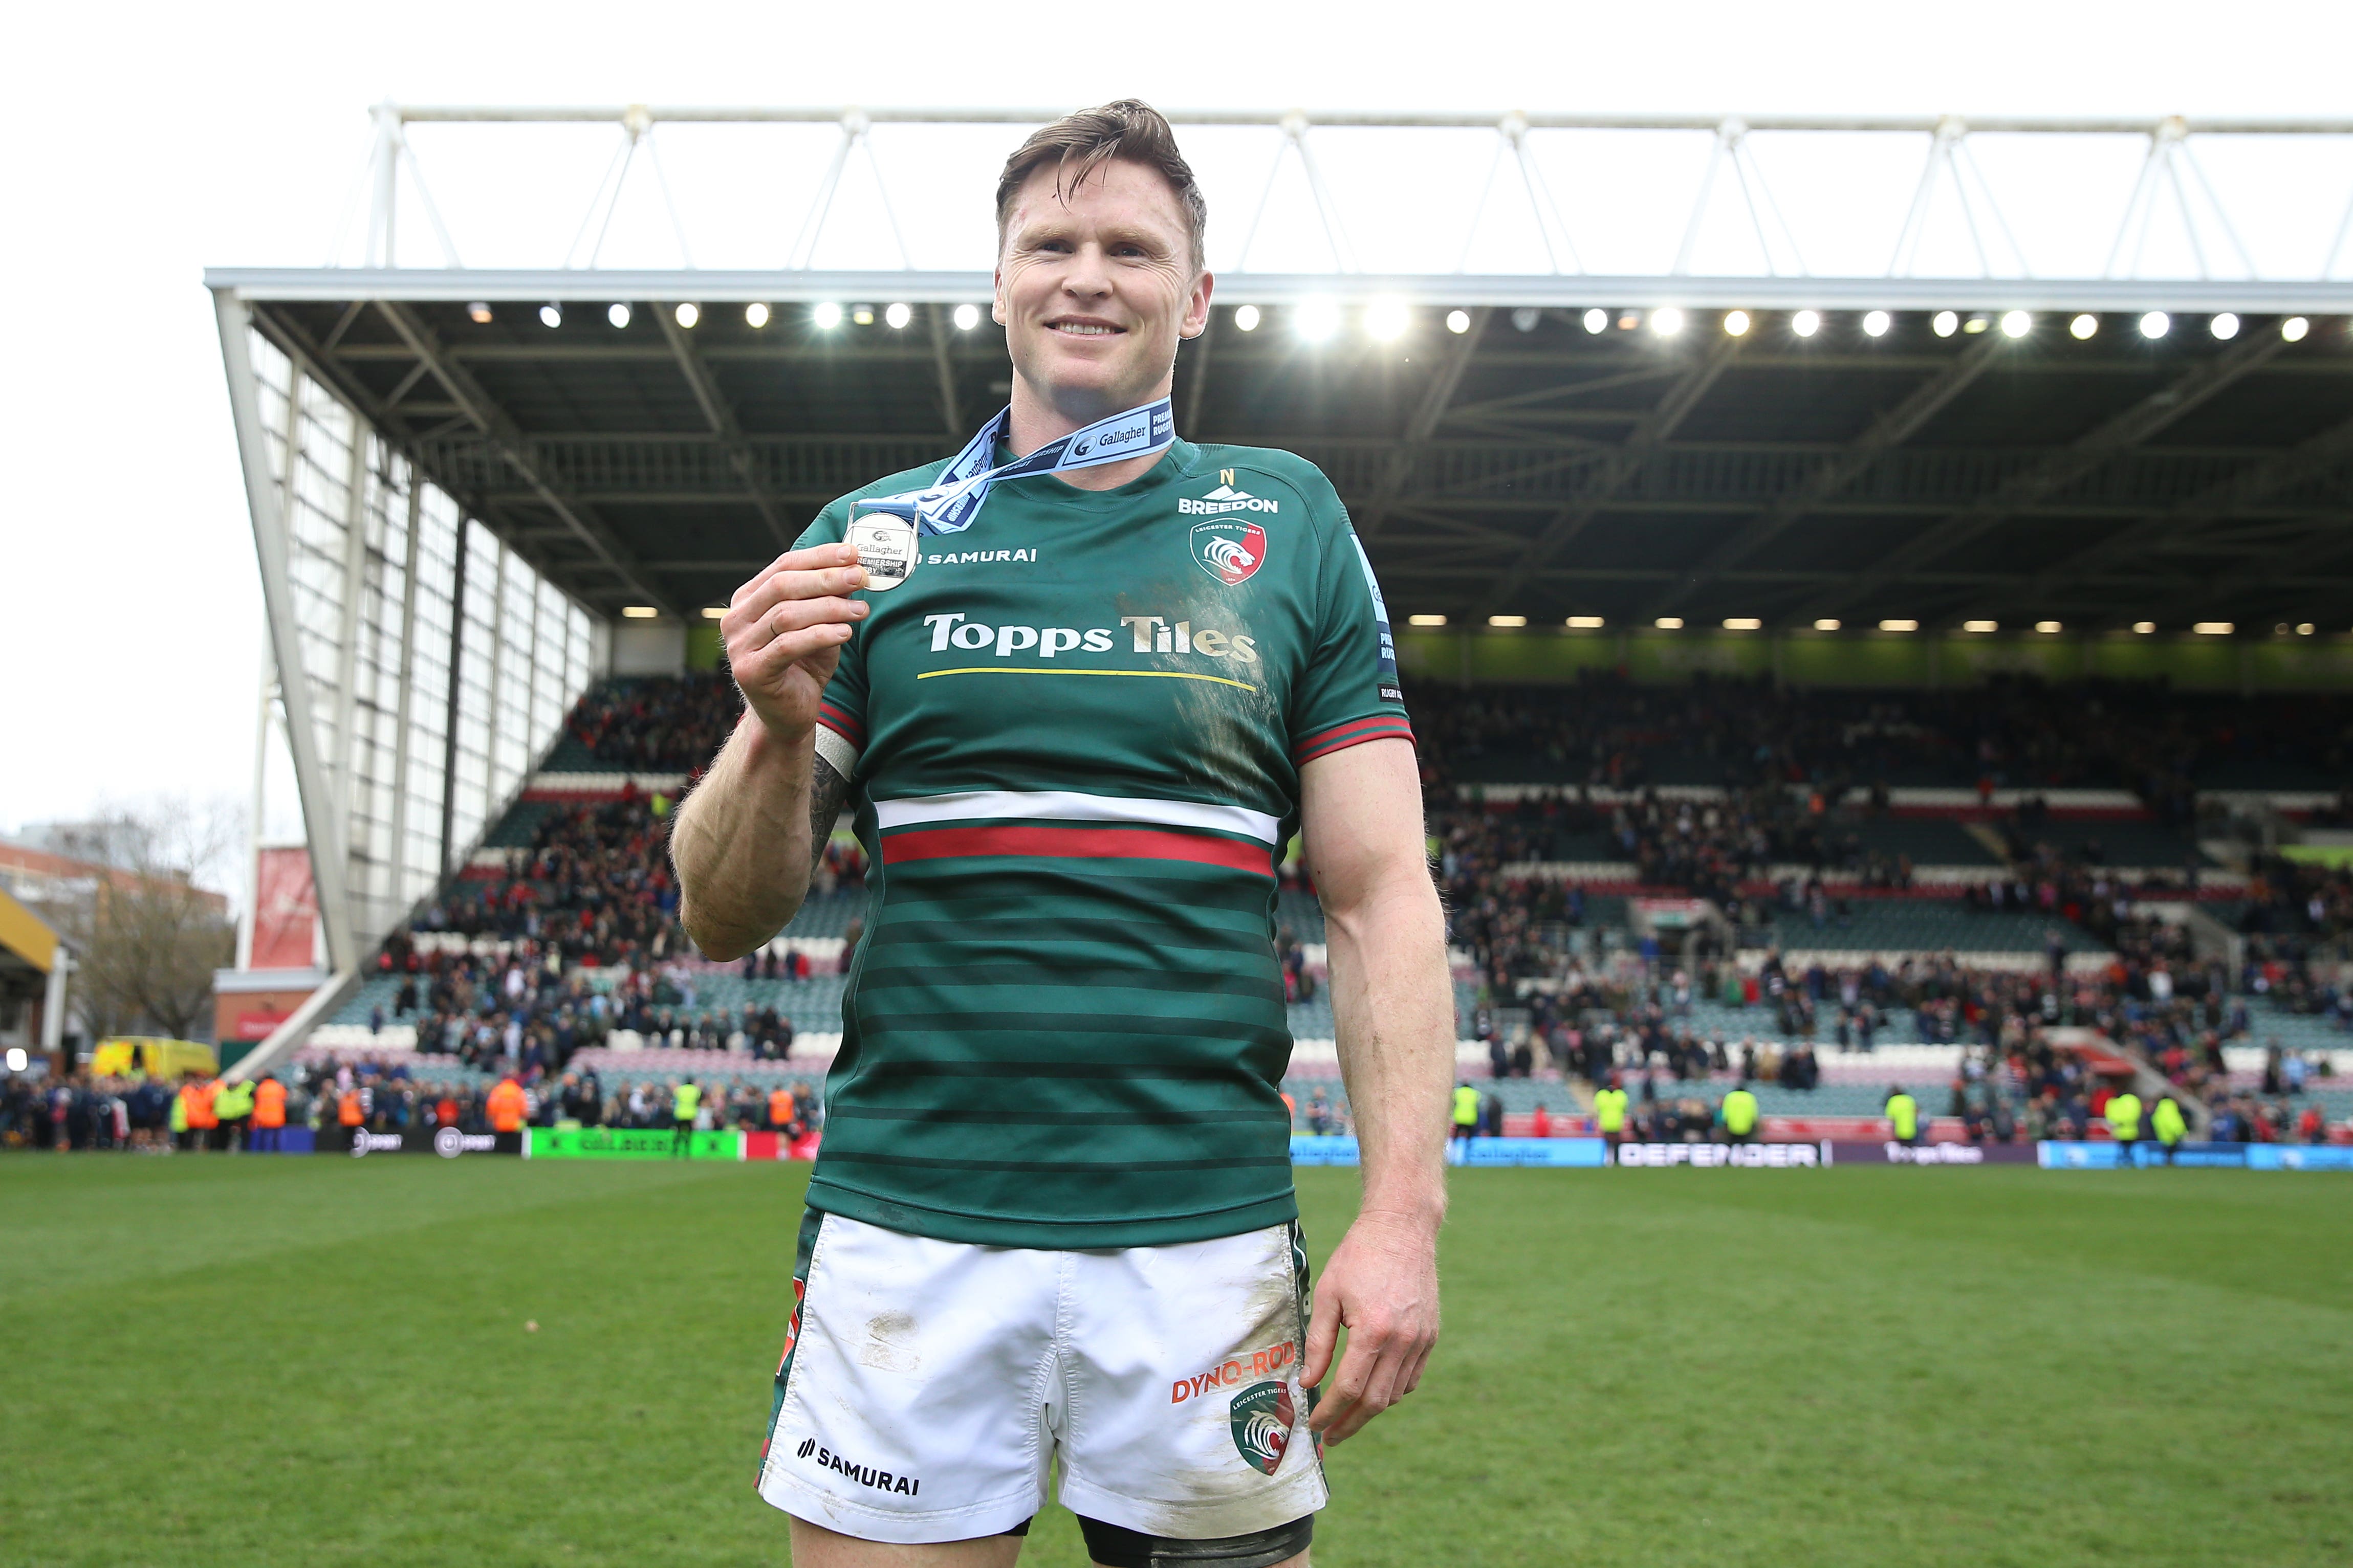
[4,0,2348,874]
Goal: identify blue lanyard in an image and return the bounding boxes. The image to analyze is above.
[857,398,1175,536]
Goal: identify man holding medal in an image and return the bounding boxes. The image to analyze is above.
[672,100,1451,1568]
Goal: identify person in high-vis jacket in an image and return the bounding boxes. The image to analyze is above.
[673,1078,702,1156]
[1451,1083,1480,1144]
[1720,1086,1760,1145]
[1593,1081,1629,1150]
[1885,1086,1920,1147]
[2105,1089,2143,1166]
[2151,1094,2188,1165]
[213,1077,254,1154]
[185,1077,220,1152]
[251,1075,287,1152]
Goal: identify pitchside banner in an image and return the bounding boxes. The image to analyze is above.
[1296,1136,1611,1166]
[1826,1141,2038,1165]
[526,1127,743,1160]
[2041,1141,2353,1171]
[1614,1141,1824,1167]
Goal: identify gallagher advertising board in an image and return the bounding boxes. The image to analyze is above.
[526,1127,744,1160]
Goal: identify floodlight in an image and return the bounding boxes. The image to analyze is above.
[1964,315,1990,334]
[1862,310,1891,338]
[1583,307,1608,334]
[1814,619,1841,631]
[851,304,876,326]
[608,302,632,328]
[745,302,771,328]
[2133,622,2156,633]
[953,303,981,331]
[539,303,563,328]
[621,606,659,619]
[1489,614,1528,628]
[673,302,700,329]
[1366,298,1410,341]
[467,301,493,325]
[2139,311,2169,339]
[885,302,912,329]
[2193,622,2234,635]
[1651,307,1685,337]
[1932,311,1959,338]
[2035,621,2062,634]
[1234,304,1261,332]
[701,607,726,620]
[1296,298,1342,341]
[813,302,844,329]
[2297,623,2315,635]
[2070,314,2099,339]
[1999,311,2031,338]
[2210,312,2240,340]
[1880,619,1920,632]
[1792,310,1821,338]
[1964,620,1998,633]
[4,1048,25,1072]
[1408,613,1447,627]
[1566,615,1606,629]
[1655,616,1684,629]
[1724,617,1762,631]
[2282,316,2310,342]
[1723,310,1751,336]
[1511,307,1541,333]
[1446,309,1472,334]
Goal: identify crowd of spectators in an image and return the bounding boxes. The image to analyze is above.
[0,1058,827,1151]
[564,674,742,771]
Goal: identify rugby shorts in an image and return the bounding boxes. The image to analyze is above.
[755,1209,1328,1544]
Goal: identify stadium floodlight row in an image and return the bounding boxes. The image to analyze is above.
[205,102,2353,1083]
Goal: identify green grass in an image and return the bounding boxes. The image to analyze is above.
[3,1156,2348,1566]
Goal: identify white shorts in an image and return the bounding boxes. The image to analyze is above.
[755,1209,1329,1545]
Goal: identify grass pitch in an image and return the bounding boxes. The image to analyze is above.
[3,1155,2347,1566]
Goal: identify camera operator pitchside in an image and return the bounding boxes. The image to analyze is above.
[671,100,1453,1568]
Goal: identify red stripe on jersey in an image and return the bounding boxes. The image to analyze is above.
[881,824,1275,877]
[1293,716,1416,765]
[816,701,865,749]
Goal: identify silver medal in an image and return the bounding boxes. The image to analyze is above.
[848,510,920,593]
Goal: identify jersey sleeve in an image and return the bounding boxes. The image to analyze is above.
[792,506,869,779]
[1284,474,1416,768]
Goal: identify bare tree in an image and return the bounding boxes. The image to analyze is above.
[50,797,239,1042]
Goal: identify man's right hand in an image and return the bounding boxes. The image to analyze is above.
[724,543,869,738]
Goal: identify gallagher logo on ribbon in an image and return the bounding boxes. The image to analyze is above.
[1191,519,1268,586]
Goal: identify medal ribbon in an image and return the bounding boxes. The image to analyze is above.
[855,397,1175,536]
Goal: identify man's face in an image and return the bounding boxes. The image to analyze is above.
[994,157,1212,418]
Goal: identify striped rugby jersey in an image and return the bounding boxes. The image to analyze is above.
[796,438,1412,1247]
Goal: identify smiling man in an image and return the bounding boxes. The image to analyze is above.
[671,100,1452,1568]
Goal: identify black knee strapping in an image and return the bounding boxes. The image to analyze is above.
[1076,1513,1313,1568]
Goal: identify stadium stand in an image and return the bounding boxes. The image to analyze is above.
[207,668,2338,1154]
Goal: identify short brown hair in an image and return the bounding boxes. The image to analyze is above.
[995,100,1207,272]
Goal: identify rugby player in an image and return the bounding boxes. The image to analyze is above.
[672,100,1451,1568]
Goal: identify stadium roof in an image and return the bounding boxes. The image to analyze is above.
[208,105,2353,631]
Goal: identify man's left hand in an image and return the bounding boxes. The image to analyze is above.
[1301,1207,1440,1445]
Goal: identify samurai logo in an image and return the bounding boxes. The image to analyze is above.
[1191,519,1268,586]
[1229,1380,1295,1475]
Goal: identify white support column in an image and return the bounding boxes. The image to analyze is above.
[41,949,72,1054]
[385,470,424,914]
[213,290,358,980]
[237,629,274,972]
[481,535,508,832]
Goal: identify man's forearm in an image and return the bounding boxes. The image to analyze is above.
[1324,874,1453,1222]
[673,713,820,961]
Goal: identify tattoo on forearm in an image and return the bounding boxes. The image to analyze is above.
[808,754,851,883]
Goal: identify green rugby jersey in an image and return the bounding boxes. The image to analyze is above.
[793,438,1412,1248]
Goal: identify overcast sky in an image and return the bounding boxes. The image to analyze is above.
[5,0,2348,878]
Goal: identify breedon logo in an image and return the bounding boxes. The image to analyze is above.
[1191,519,1268,586]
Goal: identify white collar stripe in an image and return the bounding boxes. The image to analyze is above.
[873,790,1280,845]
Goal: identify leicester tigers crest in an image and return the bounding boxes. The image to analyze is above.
[1191,519,1268,586]
[1229,1380,1295,1475]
